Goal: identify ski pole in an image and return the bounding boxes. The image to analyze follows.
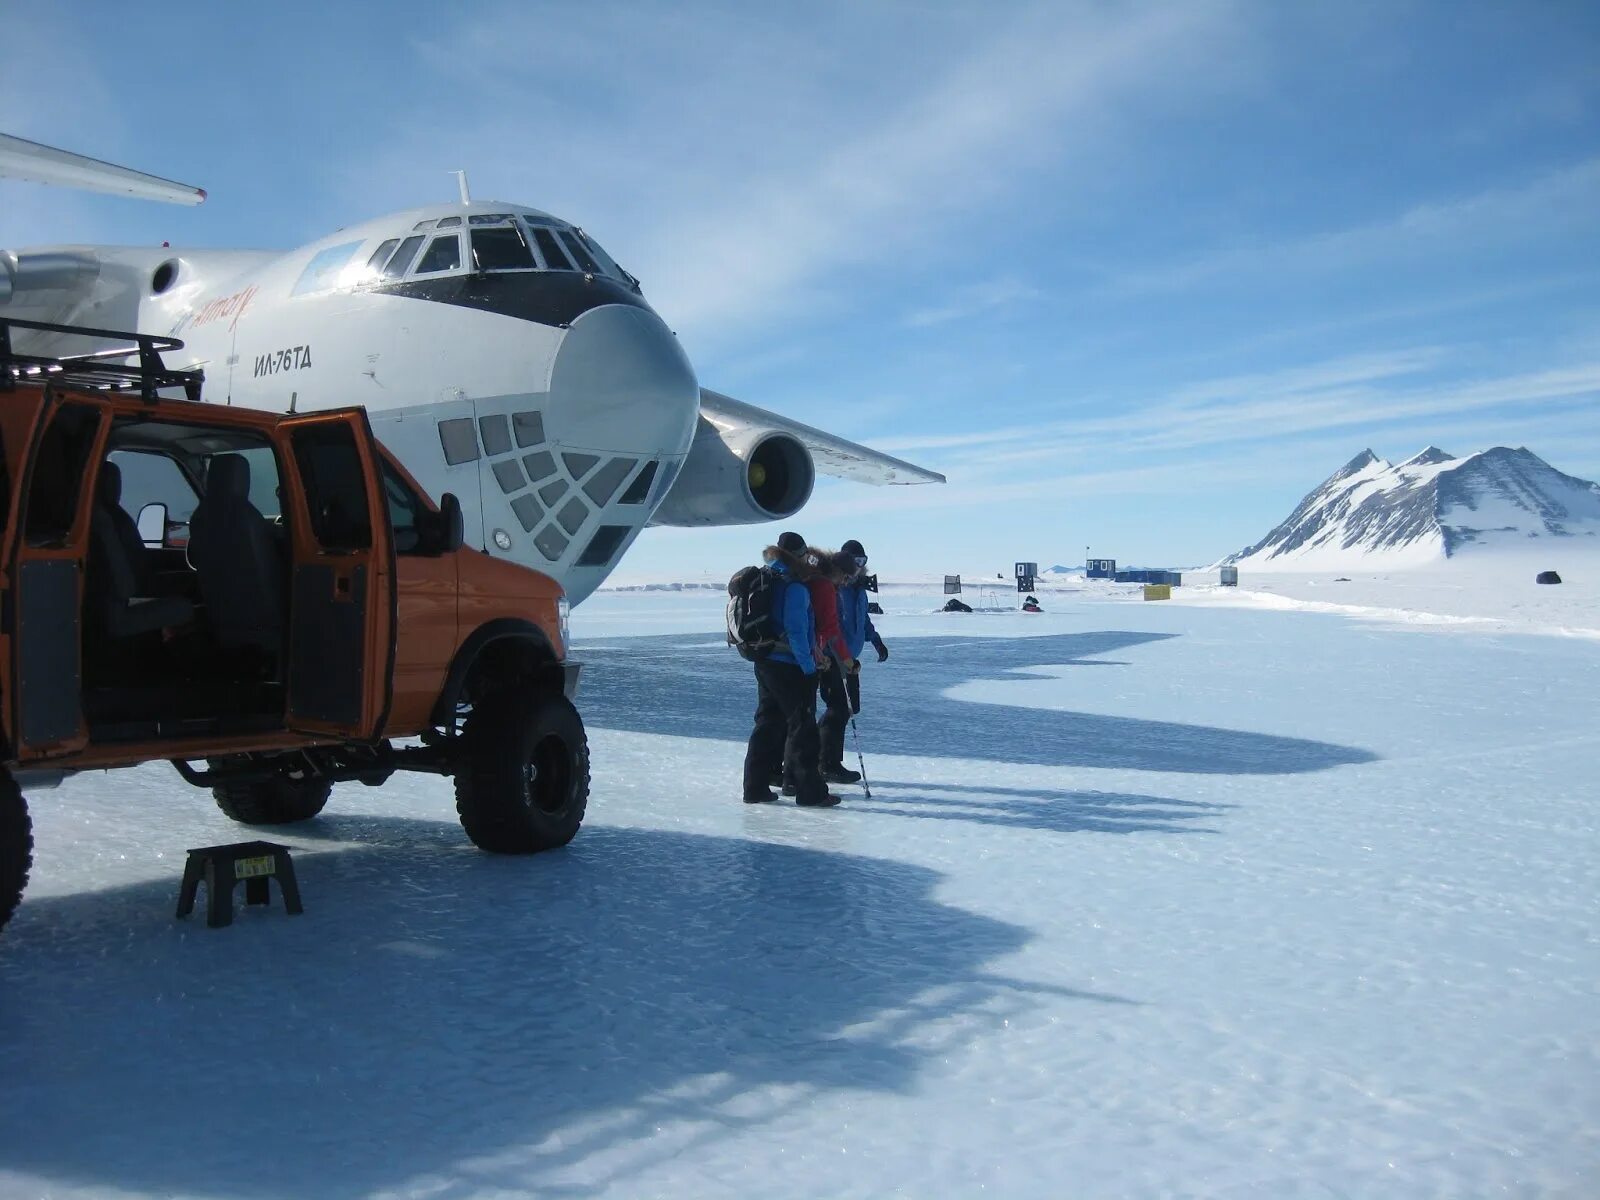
[849,716,871,799]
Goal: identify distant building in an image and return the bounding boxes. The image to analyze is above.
[1086,558,1117,579]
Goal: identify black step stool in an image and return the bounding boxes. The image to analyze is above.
[176,840,303,928]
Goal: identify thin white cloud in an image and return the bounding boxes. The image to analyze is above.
[1104,156,1600,298]
[350,1,1246,352]
[902,276,1042,328]
[876,348,1446,454]
[866,351,1600,498]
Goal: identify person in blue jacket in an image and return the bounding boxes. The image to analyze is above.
[742,531,841,807]
[835,538,888,738]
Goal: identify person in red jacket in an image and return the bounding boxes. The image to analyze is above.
[776,549,866,793]
[805,548,862,786]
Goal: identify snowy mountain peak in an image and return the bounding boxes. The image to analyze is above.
[1222,446,1600,570]
[1335,449,1382,479]
[1400,446,1455,467]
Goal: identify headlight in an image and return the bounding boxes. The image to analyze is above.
[557,596,571,653]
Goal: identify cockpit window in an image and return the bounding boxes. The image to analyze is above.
[415,234,462,274]
[382,235,425,279]
[361,215,631,282]
[291,240,364,296]
[365,239,400,273]
[576,229,627,281]
[471,225,535,271]
[530,226,573,271]
[558,230,601,274]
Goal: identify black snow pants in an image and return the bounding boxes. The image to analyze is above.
[744,659,826,802]
[818,664,852,769]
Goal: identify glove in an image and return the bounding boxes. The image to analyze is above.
[873,640,889,663]
[847,659,861,675]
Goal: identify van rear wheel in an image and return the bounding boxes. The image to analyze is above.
[212,771,332,825]
[0,771,32,936]
[455,691,589,854]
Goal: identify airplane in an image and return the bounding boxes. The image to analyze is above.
[1,134,943,604]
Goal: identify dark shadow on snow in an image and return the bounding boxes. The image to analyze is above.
[0,817,1125,1198]
[578,631,1376,775]
[860,780,1232,836]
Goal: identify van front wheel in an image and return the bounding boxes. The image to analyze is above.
[455,692,589,854]
[0,771,32,936]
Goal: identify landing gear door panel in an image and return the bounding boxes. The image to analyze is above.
[277,409,395,739]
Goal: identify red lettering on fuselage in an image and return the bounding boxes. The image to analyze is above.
[185,284,259,334]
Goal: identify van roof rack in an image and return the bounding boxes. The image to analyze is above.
[0,316,204,403]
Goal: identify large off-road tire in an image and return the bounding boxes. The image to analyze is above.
[211,772,332,825]
[1,771,32,937]
[455,691,589,854]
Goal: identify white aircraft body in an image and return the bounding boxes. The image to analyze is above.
[1,138,941,603]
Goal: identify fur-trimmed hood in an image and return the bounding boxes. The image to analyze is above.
[764,545,813,579]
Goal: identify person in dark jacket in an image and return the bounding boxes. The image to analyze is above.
[837,537,887,722]
[742,535,840,807]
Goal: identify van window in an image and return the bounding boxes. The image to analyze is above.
[380,457,425,555]
[415,234,462,275]
[291,424,372,550]
[196,445,282,518]
[110,450,200,526]
[25,402,101,546]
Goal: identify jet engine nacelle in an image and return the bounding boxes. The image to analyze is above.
[650,416,814,527]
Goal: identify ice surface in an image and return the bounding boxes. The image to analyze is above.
[1176,560,1600,641]
[2,589,1598,1198]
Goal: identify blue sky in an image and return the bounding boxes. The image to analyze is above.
[4,0,1598,574]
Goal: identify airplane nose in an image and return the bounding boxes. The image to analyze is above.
[543,303,700,461]
[466,300,700,600]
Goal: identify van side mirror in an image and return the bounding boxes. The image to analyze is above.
[418,492,466,555]
[136,502,168,546]
[438,492,465,553]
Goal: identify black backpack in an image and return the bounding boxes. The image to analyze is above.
[727,565,788,661]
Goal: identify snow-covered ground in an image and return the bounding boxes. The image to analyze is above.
[3,588,1598,1198]
[1175,558,1600,641]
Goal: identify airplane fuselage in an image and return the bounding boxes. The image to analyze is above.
[13,202,702,602]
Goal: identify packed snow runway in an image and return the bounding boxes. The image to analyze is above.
[2,591,1597,1198]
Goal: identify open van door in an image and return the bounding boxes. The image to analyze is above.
[276,409,395,740]
[4,395,107,760]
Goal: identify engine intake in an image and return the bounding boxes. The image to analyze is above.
[650,417,814,527]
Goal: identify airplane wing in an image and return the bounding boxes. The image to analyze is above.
[0,132,205,206]
[698,389,944,486]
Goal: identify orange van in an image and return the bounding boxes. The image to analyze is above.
[0,318,587,935]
